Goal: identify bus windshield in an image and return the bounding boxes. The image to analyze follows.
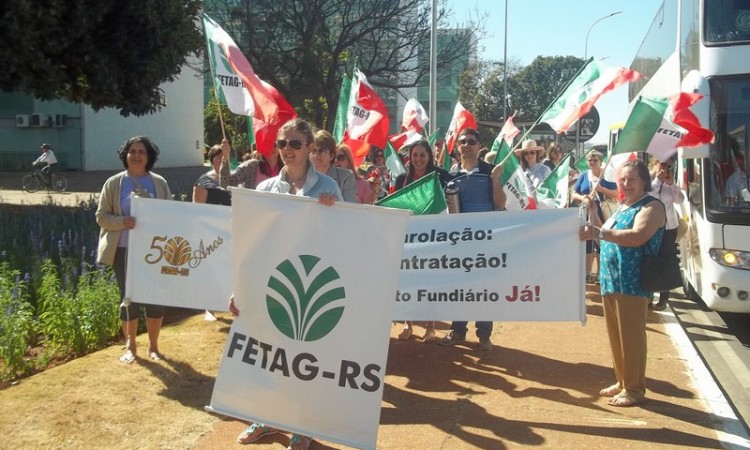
[705,0,750,44]
[706,76,750,214]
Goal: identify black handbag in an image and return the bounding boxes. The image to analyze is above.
[641,233,682,292]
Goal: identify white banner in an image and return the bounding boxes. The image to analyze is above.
[126,198,232,312]
[394,208,586,322]
[208,189,410,450]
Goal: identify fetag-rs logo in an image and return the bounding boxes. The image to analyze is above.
[266,254,346,342]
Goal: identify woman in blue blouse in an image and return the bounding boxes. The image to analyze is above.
[579,159,665,407]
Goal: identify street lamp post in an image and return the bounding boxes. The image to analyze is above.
[584,11,621,60]
[503,0,508,122]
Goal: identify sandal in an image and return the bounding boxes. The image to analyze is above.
[423,328,437,343]
[398,326,413,341]
[237,423,279,444]
[598,383,622,397]
[287,434,313,450]
[119,350,136,364]
[608,392,643,407]
[148,351,166,361]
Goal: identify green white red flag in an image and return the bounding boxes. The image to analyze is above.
[540,59,642,133]
[336,69,391,166]
[492,132,536,210]
[492,115,521,165]
[384,142,406,178]
[402,98,429,133]
[445,102,477,154]
[203,14,296,156]
[535,154,572,208]
[612,93,715,162]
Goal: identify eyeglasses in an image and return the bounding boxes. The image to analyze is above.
[335,154,347,161]
[587,159,600,163]
[311,148,330,155]
[660,163,672,169]
[275,139,304,150]
[458,138,478,146]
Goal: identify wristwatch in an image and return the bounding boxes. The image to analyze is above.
[598,227,605,240]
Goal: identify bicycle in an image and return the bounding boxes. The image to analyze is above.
[21,166,68,193]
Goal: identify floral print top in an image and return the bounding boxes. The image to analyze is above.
[600,195,664,298]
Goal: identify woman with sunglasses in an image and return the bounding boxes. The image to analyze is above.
[393,140,452,342]
[571,150,618,284]
[311,130,357,202]
[649,156,684,311]
[333,144,376,204]
[233,118,340,450]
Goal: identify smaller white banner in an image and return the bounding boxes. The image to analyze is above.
[125,198,232,311]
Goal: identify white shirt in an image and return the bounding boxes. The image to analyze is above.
[33,149,58,166]
[725,170,750,203]
[651,178,685,230]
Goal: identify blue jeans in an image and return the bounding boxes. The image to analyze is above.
[451,321,493,339]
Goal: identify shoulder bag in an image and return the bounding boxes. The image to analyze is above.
[641,204,682,292]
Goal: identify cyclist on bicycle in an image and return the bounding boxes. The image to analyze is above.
[32,143,58,186]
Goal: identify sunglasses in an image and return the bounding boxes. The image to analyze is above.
[335,154,347,161]
[275,139,304,150]
[660,163,672,169]
[311,148,330,155]
[458,138,478,146]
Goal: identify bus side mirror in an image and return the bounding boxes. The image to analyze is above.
[679,70,711,160]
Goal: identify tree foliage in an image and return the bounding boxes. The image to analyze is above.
[0,0,204,116]
[204,0,485,128]
[460,56,586,135]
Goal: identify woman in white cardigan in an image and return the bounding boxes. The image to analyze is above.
[96,136,171,364]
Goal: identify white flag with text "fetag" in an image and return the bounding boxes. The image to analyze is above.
[208,189,410,450]
[394,208,586,323]
[126,198,231,312]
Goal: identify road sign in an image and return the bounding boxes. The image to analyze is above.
[565,106,600,143]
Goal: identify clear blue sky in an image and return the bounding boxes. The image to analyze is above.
[449,0,663,144]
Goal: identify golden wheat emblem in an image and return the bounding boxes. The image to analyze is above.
[163,236,192,266]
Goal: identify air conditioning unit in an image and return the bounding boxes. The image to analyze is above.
[53,114,67,128]
[30,113,47,127]
[15,114,30,127]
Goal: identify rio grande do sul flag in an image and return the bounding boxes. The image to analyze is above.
[336,70,390,166]
[445,102,477,154]
[492,115,521,165]
[535,154,572,208]
[540,59,642,133]
[202,14,284,125]
[402,98,429,132]
[492,132,536,211]
[612,93,715,161]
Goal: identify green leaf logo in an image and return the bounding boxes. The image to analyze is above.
[266,255,346,342]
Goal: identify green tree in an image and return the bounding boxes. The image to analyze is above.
[204,0,485,128]
[0,0,204,116]
[459,59,521,138]
[204,90,251,158]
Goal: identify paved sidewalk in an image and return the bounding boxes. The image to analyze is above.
[0,166,207,206]
[195,285,749,450]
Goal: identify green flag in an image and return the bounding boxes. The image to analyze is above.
[536,154,572,208]
[376,171,447,215]
[385,142,406,177]
[332,75,352,142]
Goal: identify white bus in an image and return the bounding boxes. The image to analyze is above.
[629,0,750,312]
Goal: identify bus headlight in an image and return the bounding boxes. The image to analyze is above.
[709,249,750,270]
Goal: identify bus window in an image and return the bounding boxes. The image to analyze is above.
[705,0,750,44]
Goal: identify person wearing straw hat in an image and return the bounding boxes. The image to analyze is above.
[514,139,551,188]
